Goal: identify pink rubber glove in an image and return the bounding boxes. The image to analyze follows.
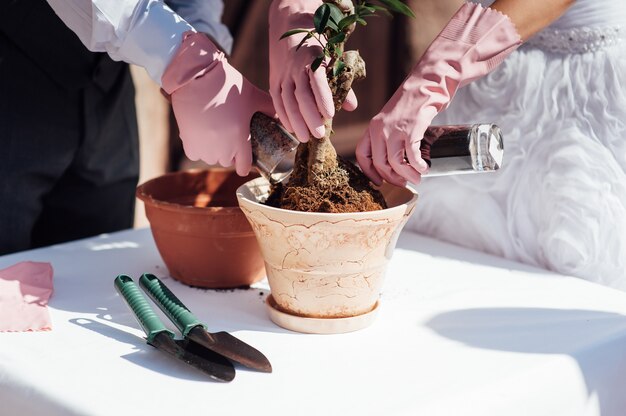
[268,0,358,142]
[356,2,521,186]
[162,31,275,176]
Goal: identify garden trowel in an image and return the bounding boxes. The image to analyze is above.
[114,275,236,382]
[138,273,272,373]
[250,112,299,184]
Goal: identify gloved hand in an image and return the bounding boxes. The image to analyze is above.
[162,31,275,176]
[356,2,521,186]
[268,0,358,142]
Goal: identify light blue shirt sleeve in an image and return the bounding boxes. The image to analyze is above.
[45,0,230,85]
[166,0,233,54]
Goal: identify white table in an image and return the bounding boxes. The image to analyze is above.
[2,228,626,416]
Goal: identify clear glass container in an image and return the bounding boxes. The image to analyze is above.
[420,124,504,176]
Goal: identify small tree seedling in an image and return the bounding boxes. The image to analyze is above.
[267,0,415,213]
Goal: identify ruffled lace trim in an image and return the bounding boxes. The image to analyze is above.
[525,25,626,54]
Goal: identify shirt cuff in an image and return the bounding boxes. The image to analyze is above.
[115,1,195,85]
[189,20,233,54]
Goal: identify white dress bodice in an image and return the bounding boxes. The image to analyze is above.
[549,0,626,29]
[478,0,626,28]
[478,0,626,53]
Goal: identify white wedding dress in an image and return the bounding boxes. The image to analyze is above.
[405,0,626,290]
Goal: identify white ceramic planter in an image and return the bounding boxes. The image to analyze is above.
[236,177,417,333]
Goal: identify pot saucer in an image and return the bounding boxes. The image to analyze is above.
[265,294,380,334]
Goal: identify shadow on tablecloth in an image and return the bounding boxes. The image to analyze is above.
[426,307,626,415]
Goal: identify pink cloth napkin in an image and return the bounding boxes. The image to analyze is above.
[0,261,54,332]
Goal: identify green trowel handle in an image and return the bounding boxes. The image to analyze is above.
[114,275,175,343]
[139,273,204,337]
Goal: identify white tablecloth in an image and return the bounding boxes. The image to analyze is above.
[1,228,626,416]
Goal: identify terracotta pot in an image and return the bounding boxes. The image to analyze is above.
[136,169,265,288]
[236,177,417,333]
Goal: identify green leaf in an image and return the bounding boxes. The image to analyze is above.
[327,32,346,44]
[356,17,367,25]
[295,32,314,51]
[332,60,346,77]
[323,28,340,41]
[356,5,376,15]
[311,55,325,72]
[337,14,359,30]
[313,4,331,34]
[364,3,393,17]
[327,4,345,30]
[280,28,312,40]
[377,0,415,18]
[356,10,375,18]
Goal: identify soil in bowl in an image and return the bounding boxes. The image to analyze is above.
[264,153,387,213]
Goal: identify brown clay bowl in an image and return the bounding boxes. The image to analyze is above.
[136,168,266,288]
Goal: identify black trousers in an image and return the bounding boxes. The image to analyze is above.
[0,30,139,255]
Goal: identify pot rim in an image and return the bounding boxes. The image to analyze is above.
[236,177,418,219]
[136,168,246,216]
